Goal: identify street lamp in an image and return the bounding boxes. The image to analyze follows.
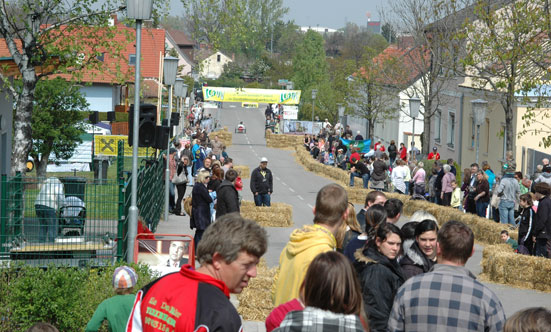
[126,0,153,263]
[472,99,488,164]
[163,56,179,223]
[311,89,317,134]
[409,95,421,149]
[174,78,188,135]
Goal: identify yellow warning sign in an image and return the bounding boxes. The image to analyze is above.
[94,135,149,157]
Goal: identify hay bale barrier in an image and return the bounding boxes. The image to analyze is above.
[481,245,551,292]
[212,127,233,147]
[233,165,250,179]
[237,259,276,321]
[266,132,303,150]
[241,201,293,227]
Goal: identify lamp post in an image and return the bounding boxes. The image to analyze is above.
[126,0,153,263]
[408,95,421,148]
[472,99,488,164]
[311,89,317,134]
[163,56,179,223]
[174,78,184,135]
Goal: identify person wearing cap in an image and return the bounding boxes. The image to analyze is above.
[86,266,138,332]
[126,213,268,332]
[250,157,273,207]
[427,147,440,160]
[496,161,520,225]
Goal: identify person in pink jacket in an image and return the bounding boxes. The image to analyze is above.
[440,164,455,206]
[412,161,426,196]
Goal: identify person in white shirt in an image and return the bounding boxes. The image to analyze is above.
[391,159,408,194]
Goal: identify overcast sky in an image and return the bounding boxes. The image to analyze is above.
[169,0,390,30]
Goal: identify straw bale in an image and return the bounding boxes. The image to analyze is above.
[233,165,250,179]
[237,259,277,321]
[183,196,192,216]
[212,128,233,147]
[266,132,303,150]
[240,201,293,227]
[481,245,551,292]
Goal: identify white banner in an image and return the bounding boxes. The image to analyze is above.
[282,105,299,120]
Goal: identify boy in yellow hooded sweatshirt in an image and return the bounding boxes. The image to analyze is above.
[273,183,349,306]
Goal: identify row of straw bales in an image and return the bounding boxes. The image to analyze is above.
[237,259,277,321]
[241,200,293,227]
[233,165,250,179]
[266,132,303,150]
[481,245,551,292]
[212,127,233,147]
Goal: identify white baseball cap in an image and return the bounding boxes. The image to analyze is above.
[260,157,268,163]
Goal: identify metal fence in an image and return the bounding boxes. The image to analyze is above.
[0,141,166,266]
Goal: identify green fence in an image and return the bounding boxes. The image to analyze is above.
[0,141,166,266]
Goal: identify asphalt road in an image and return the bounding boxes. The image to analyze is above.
[162,102,551,321]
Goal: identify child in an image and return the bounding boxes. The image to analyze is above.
[500,230,518,251]
[86,266,138,332]
[450,180,462,209]
[517,193,536,255]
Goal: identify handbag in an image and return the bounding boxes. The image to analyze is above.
[172,170,188,185]
[490,191,500,208]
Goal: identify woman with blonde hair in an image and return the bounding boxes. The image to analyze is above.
[474,170,490,218]
[191,169,213,247]
[337,203,363,251]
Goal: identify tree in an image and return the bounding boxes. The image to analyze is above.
[347,47,403,140]
[340,23,388,66]
[0,0,168,174]
[292,29,328,95]
[381,23,397,43]
[29,78,89,178]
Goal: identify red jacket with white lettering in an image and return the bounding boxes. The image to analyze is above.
[126,265,242,332]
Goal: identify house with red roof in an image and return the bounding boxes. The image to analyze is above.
[165,29,195,77]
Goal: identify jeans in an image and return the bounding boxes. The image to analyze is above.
[404,181,410,195]
[349,172,370,188]
[535,238,549,258]
[187,166,194,186]
[476,201,489,218]
[499,200,516,225]
[35,204,58,243]
[254,193,271,206]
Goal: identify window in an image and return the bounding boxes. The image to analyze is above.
[435,110,441,143]
[129,54,136,66]
[470,117,475,148]
[447,111,455,148]
[216,54,221,62]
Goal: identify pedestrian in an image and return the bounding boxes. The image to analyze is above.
[500,230,518,251]
[190,170,213,248]
[349,157,370,188]
[211,135,223,160]
[496,161,520,225]
[35,177,64,243]
[126,213,268,331]
[337,202,363,252]
[388,140,397,166]
[411,161,426,196]
[356,191,387,232]
[504,307,551,332]
[400,220,438,280]
[86,266,137,332]
[371,155,389,191]
[216,169,240,219]
[344,204,387,262]
[427,146,440,160]
[440,164,455,206]
[355,222,405,332]
[533,182,551,257]
[355,131,364,141]
[273,184,349,306]
[391,159,408,194]
[250,157,273,207]
[450,180,462,209]
[533,164,551,187]
[173,156,189,216]
[465,163,480,214]
[474,169,490,218]
[273,252,367,332]
[384,198,403,224]
[167,148,178,213]
[399,143,407,161]
[517,193,536,255]
[388,220,506,332]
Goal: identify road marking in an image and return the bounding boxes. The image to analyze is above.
[276,176,280,181]
[307,204,314,209]
[289,187,295,193]
[281,182,287,186]
[297,195,304,200]
[249,145,253,149]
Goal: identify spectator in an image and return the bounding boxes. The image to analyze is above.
[504,307,551,332]
[86,266,137,332]
[337,203,363,252]
[399,142,407,161]
[534,164,551,187]
[355,130,364,141]
[533,164,544,181]
[408,210,437,223]
[344,204,387,262]
[450,180,462,209]
[273,184,348,306]
[440,164,455,206]
[173,156,189,216]
[474,170,490,218]
[250,157,273,207]
[34,177,64,243]
[500,230,518,251]
[335,148,347,170]
[518,193,536,255]
[465,163,480,214]
[349,148,361,164]
[355,222,405,332]
[400,220,439,280]
[190,170,213,248]
[427,146,440,160]
[482,161,496,191]
[433,162,445,205]
[349,157,370,188]
[388,140,398,165]
[515,172,530,195]
[127,214,267,331]
[273,252,366,331]
[533,183,551,257]
[411,161,426,196]
[216,169,240,219]
[202,156,212,174]
[356,191,387,231]
[371,155,389,191]
[391,159,408,194]
[388,220,506,332]
[496,161,520,225]
[428,167,439,203]
[384,198,403,224]
[409,141,420,161]
[222,157,233,175]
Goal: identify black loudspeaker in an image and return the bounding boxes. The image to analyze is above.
[88,111,99,124]
[128,104,157,147]
[162,119,174,138]
[153,125,169,150]
[170,112,180,127]
[107,111,116,122]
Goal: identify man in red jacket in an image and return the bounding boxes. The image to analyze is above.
[126,213,268,332]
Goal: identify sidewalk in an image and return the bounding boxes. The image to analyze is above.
[155,211,266,331]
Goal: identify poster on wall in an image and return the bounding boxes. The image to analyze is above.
[282,105,299,120]
[283,120,323,135]
[135,235,195,277]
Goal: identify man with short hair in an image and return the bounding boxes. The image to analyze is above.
[357,191,387,231]
[384,198,403,224]
[388,220,506,332]
[216,169,240,219]
[250,157,273,206]
[211,135,223,160]
[273,184,349,306]
[166,240,187,267]
[500,230,518,250]
[466,163,480,214]
[127,214,268,331]
[222,157,233,175]
[349,157,370,188]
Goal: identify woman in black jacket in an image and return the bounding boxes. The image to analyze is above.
[354,222,405,332]
[387,140,397,166]
[517,193,536,255]
[191,169,213,249]
[400,219,438,279]
[216,169,240,219]
[173,156,190,216]
[533,183,551,257]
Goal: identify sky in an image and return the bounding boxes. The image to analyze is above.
[169,0,390,30]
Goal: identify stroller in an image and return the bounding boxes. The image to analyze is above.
[59,196,86,237]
